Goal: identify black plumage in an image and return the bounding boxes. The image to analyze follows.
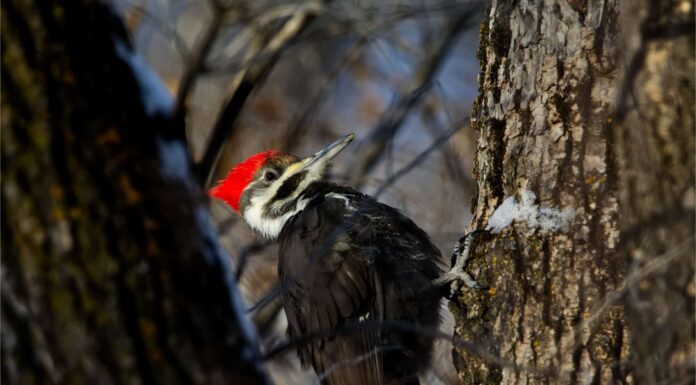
[211,134,449,385]
[278,182,444,385]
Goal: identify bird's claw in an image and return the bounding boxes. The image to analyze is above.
[441,229,490,300]
[445,271,486,299]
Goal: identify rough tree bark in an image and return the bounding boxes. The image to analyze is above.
[451,1,693,385]
[2,1,268,385]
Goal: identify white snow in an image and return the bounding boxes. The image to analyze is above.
[112,35,260,362]
[113,38,188,183]
[194,207,261,360]
[487,190,573,233]
[113,39,174,116]
[156,137,191,182]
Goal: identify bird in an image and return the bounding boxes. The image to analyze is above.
[210,133,446,385]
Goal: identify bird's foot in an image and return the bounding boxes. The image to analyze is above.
[436,268,487,300]
[434,229,489,299]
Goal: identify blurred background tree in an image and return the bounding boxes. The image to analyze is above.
[2,1,268,384]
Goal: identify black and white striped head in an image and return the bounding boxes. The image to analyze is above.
[210,134,355,239]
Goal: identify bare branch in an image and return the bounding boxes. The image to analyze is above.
[124,3,191,59]
[173,1,230,117]
[281,36,371,151]
[262,318,543,376]
[374,114,469,198]
[196,3,322,188]
[234,240,271,281]
[247,283,282,314]
[311,346,401,385]
[348,6,482,188]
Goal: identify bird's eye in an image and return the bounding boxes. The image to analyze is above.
[264,170,278,182]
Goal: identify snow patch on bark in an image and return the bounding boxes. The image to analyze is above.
[487,191,573,233]
[113,39,173,116]
[111,32,263,369]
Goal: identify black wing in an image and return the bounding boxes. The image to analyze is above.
[279,184,443,385]
[278,193,385,385]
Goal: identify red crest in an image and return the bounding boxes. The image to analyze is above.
[209,150,280,211]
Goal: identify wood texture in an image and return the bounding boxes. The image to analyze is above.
[452,1,693,384]
[1,1,268,384]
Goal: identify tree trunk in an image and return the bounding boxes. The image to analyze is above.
[451,1,693,384]
[613,1,695,383]
[1,1,268,385]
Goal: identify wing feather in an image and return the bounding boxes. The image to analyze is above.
[279,196,383,385]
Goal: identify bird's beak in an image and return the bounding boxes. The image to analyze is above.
[299,133,355,173]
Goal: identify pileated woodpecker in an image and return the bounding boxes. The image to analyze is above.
[211,134,446,385]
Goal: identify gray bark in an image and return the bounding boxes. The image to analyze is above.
[452,1,693,384]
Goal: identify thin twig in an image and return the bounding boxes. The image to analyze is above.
[311,346,401,385]
[174,1,230,117]
[325,1,481,28]
[248,283,282,313]
[202,2,484,76]
[281,36,371,151]
[196,3,321,188]
[348,7,481,188]
[124,3,190,59]
[234,241,271,281]
[423,85,475,197]
[262,319,544,376]
[374,115,469,198]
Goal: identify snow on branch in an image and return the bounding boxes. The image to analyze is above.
[112,33,263,362]
[155,137,193,183]
[113,38,174,117]
[487,191,574,233]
